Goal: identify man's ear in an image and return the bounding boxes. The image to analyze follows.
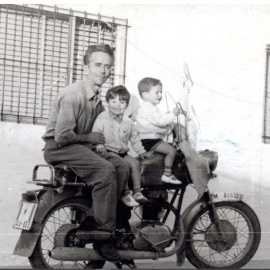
[83,65,89,76]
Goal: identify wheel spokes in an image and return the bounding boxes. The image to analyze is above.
[40,205,90,269]
[190,205,252,266]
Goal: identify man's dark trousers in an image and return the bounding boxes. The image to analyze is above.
[43,138,130,233]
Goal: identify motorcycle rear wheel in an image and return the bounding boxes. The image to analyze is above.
[185,201,261,269]
[29,198,106,269]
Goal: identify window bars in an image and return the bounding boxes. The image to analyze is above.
[262,44,270,143]
[0,4,129,125]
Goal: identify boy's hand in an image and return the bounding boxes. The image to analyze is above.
[139,151,154,159]
[88,132,105,144]
[173,106,181,116]
[97,147,107,154]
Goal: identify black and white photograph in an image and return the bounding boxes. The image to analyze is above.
[0,2,270,269]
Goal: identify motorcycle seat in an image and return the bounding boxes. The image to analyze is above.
[53,164,78,182]
[51,151,189,189]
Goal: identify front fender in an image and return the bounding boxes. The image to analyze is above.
[182,196,206,230]
[181,191,245,230]
[13,187,85,257]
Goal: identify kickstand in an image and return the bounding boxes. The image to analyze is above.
[114,260,137,269]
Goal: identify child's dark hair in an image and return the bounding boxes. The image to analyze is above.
[106,85,130,105]
[138,77,162,98]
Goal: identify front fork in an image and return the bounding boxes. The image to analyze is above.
[203,188,226,240]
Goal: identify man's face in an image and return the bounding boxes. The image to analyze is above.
[85,51,113,88]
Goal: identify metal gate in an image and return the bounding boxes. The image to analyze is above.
[0,4,128,125]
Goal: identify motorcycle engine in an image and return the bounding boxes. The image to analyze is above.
[132,222,173,251]
[131,189,172,251]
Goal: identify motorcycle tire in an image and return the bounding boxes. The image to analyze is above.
[185,201,261,269]
[28,197,106,269]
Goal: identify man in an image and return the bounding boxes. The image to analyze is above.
[42,44,129,262]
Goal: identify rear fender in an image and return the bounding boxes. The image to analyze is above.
[13,187,87,257]
[13,222,43,257]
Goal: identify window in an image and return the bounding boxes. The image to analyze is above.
[262,44,270,143]
[0,4,128,125]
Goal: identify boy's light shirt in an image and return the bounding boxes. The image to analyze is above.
[135,100,176,140]
[92,110,146,155]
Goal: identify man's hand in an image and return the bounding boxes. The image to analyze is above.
[173,106,181,116]
[97,147,107,154]
[88,132,105,144]
[139,151,154,159]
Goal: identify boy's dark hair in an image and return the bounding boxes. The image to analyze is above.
[138,77,162,98]
[84,44,114,65]
[106,85,130,105]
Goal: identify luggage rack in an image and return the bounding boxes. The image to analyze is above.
[27,164,86,187]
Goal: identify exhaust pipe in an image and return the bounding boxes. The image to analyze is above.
[50,247,159,261]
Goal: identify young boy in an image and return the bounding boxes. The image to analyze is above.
[135,77,182,184]
[92,85,153,207]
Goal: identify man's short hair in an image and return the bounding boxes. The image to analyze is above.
[84,44,114,65]
[138,77,162,98]
[106,85,130,105]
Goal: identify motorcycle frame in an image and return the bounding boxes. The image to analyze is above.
[160,185,220,235]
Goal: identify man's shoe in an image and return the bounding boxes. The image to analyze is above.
[76,216,112,241]
[94,240,120,262]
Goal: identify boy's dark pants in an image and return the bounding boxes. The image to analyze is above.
[43,138,130,233]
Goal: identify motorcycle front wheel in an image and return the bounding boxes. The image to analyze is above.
[185,201,261,269]
[29,198,106,269]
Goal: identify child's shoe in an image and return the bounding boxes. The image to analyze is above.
[161,174,182,185]
[133,192,148,204]
[121,194,140,207]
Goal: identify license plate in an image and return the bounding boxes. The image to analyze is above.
[211,192,244,201]
[13,201,38,230]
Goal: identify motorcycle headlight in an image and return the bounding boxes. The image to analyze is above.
[199,150,218,171]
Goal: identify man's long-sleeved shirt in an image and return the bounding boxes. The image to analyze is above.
[135,100,176,140]
[42,78,104,146]
[92,111,146,155]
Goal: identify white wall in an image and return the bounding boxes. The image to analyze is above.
[1,4,270,266]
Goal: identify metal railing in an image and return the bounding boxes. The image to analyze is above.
[0,4,129,125]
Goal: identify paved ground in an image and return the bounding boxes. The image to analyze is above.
[1,260,269,269]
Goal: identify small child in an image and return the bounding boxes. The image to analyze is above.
[135,77,182,184]
[92,85,153,207]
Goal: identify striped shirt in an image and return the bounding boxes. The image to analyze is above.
[92,111,146,155]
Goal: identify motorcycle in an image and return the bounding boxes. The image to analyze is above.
[13,66,261,269]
